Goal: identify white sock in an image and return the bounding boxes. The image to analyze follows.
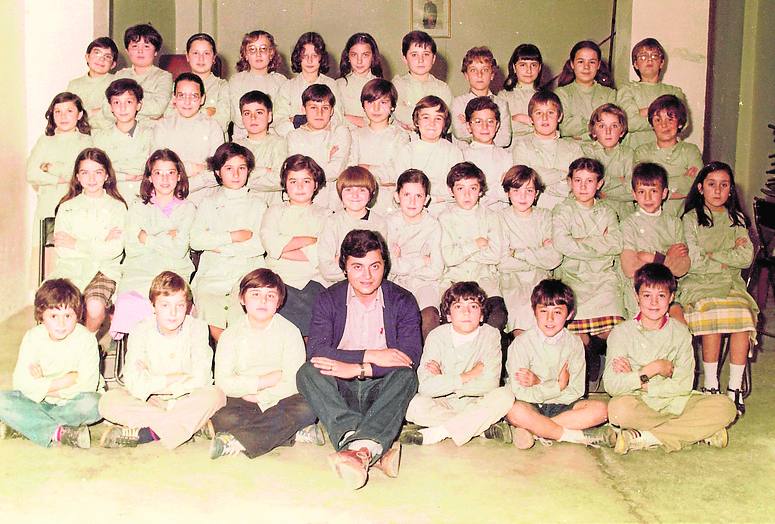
[558,428,584,443]
[636,430,662,447]
[728,364,745,391]
[419,426,450,445]
[703,362,719,389]
[348,439,382,458]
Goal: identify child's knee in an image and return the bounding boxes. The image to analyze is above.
[487,387,515,413]
[85,298,106,318]
[506,400,532,425]
[606,396,638,426]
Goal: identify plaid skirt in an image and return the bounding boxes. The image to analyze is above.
[83,272,117,306]
[567,315,624,336]
[685,290,757,345]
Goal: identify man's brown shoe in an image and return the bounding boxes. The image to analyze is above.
[327,447,371,490]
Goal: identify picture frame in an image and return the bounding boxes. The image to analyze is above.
[410,0,451,38]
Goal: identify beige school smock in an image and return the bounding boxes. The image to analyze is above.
[552,197,624,320]
[166,73,231,132]
[392,73,453,128]
[228,70,288,139]
[93,122,153,204]
[260,202,331,289]
[67,72,114,131]
[511,134,584,210]
[556,81,617,141]
[215,314,305,410]
[235,134,287,206]
[462,141,512,209]
[385,211,443,310]
[52,192,127,291]
[497,84,536,138]
[499,207,563,331]
[318,210,387,284]
[349,124,410,212]
[633,140,702,217]
[450,91,512,148]
[114,65,173,122]
[26,131,94,222]
[119,199,196,295]
[274,74,344,137]
[12,324,100,405]
[394,138,464,213]
[505,327,586,405]
[335,72,377,122]
[440,203,505,298]
[617,81,686,149]
[581,141,635,220]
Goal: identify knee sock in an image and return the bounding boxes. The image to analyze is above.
[419,426,449,445]
[728,364,745,391]
[702,362,719,389]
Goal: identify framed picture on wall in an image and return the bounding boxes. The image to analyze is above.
[410,0,451,38]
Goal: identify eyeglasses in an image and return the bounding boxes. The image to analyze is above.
[246,45,270,55]
[636,53,663,62]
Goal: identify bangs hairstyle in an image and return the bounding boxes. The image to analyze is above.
[291,32,330,74]
[34,278,83,323]
[504,43,543,90]
[461,46,496,72]
[87,37,118,58]
[402,30,436,55]
[647,94,687,131]
[440,281,487,323]
[527,90,562,118]
[530,279,575,312]
[239,268,287,309]
[446,161,487,193]
[45,92,90,136]
[338,229,391,276]
[124,23,162,51]
[56,147,127,214]
[557,40,613,88]
[280,154,326,197]
[239,89,273,112]
[336,166,377,199]
[501,165,545,195]
[464,96,500,123]
[140,149,189,204]
[360,78,398,109]
[148,271,193,309]
[412,95,451,137]
[682,161,749,229]
[105,78,144,103]
[634,262,677,294]
[186,32,216,54]
[568,157,605,182]
[632,37,665,76]
[631,162,668,190]
[396,168,430,196]
[339,33,383,78]
[588,103,628,140]
[207,142,255,185]
[302,83,336,107]
[174,71,205,96]
[237,30,281,73]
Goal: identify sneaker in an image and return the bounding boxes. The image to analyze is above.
[209,432,245,460]
[327,447,371,490]
[59,425,91,449]
[193,420,215,440]
[727,389,745,416]
[700,387,721,395]
[511,427,535,450]
[399,426,424,445]
[483,421,513,444]
[701,428,729,449]
[100,426,140,448]
[0,421,22,440]
[579,426,617,448]
[614,429,659,455]
[295,424,326,445]
[373,441,401,478]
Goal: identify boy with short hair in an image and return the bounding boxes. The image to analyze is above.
[604,263,737,454]
[511,91,583,209]
[0,279,100,449]
[210,268,319,459]
[67,37,118,131]
[114,24,173,122]
[392,31,453,129]
[98,271,226,449]
[451,47,511,148]
[93,78,153,203]
[286,84,351,210]
[505,279,614,449]
[439,162,507,331]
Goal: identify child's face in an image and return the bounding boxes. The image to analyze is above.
[241,102,271,136]
[42,306,79,341]
[569,168,603,206]
[285,169,317,204]
[219,155,250,190]
[451,177,482,210]
[126,37,157,68]
[241,287,280,328]
[341,186,371,213]
[530,102,560,138]
[76,158,108,197]
[463,60,494,95]
[593,112,624,149]
[173,80,204,118]
[109,92,141,124]
[403,43,435,76]
[85,46,116,75]
[534,303,569,338]
[515,59,541,85]
[301,43,322,75]
[467,108,499,145]
[363,96,392,125]
[53,101,83,133]
[636,284,672,326]
[633,181,668,214]
[396,182,427,219]
[186,39,215,75]
[245,36,274,72]
[416,105,445,142]
[633,47,664,81]
[508,181,537,212]
[150,160,180,199]
[348,42,374,75]
[447,298,483,334]
[571,47,600,85]
[153,291,189,335]
[304,99,333,130]
[652,110,679,143]
[699,169,731,212]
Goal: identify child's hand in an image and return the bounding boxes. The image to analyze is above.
[639,107,649,117]
[40,162,51,172]
[53,231,76,249]
[189,163,205,176]
[230,229,253,243]
[138,229,148,244]
[515,368,540,387]
[456,113,466,125]
[542,238,553,247]
[206,107,216,117]
[461,361,484,383]
[126,174,144,181]
[105,227,122,241]
[391,243,401,258]
[345,114,366,128]
[398,121,414,132]
[734,237,748,248]
[684,166,698,179]
[167,229,178,239]
[667,243,689,258]
[425,360,442,375]
[599,191,607,199]
[29,363,43,379]
[637,251,654,263]
[475,237,489,249]
[328,145,339,161]
[611,356,632,374]
[557,362,570,391]
[513,113,532,125]
[602,226,609,236]
[423,255,431,266]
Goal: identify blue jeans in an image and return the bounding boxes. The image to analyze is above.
[0,390,101,447]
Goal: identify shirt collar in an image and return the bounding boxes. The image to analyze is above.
[537,327,566,345]
[346,283,385,311]
[634,312,669,330]
[151,196,184,217]
[637,206,662,217]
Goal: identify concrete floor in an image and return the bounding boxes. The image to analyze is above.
[0,306,773,523]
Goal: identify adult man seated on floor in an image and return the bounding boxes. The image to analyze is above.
[296,229,422,490]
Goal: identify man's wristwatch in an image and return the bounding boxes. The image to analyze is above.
[358,363,366,380]
[640,374,650,385]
